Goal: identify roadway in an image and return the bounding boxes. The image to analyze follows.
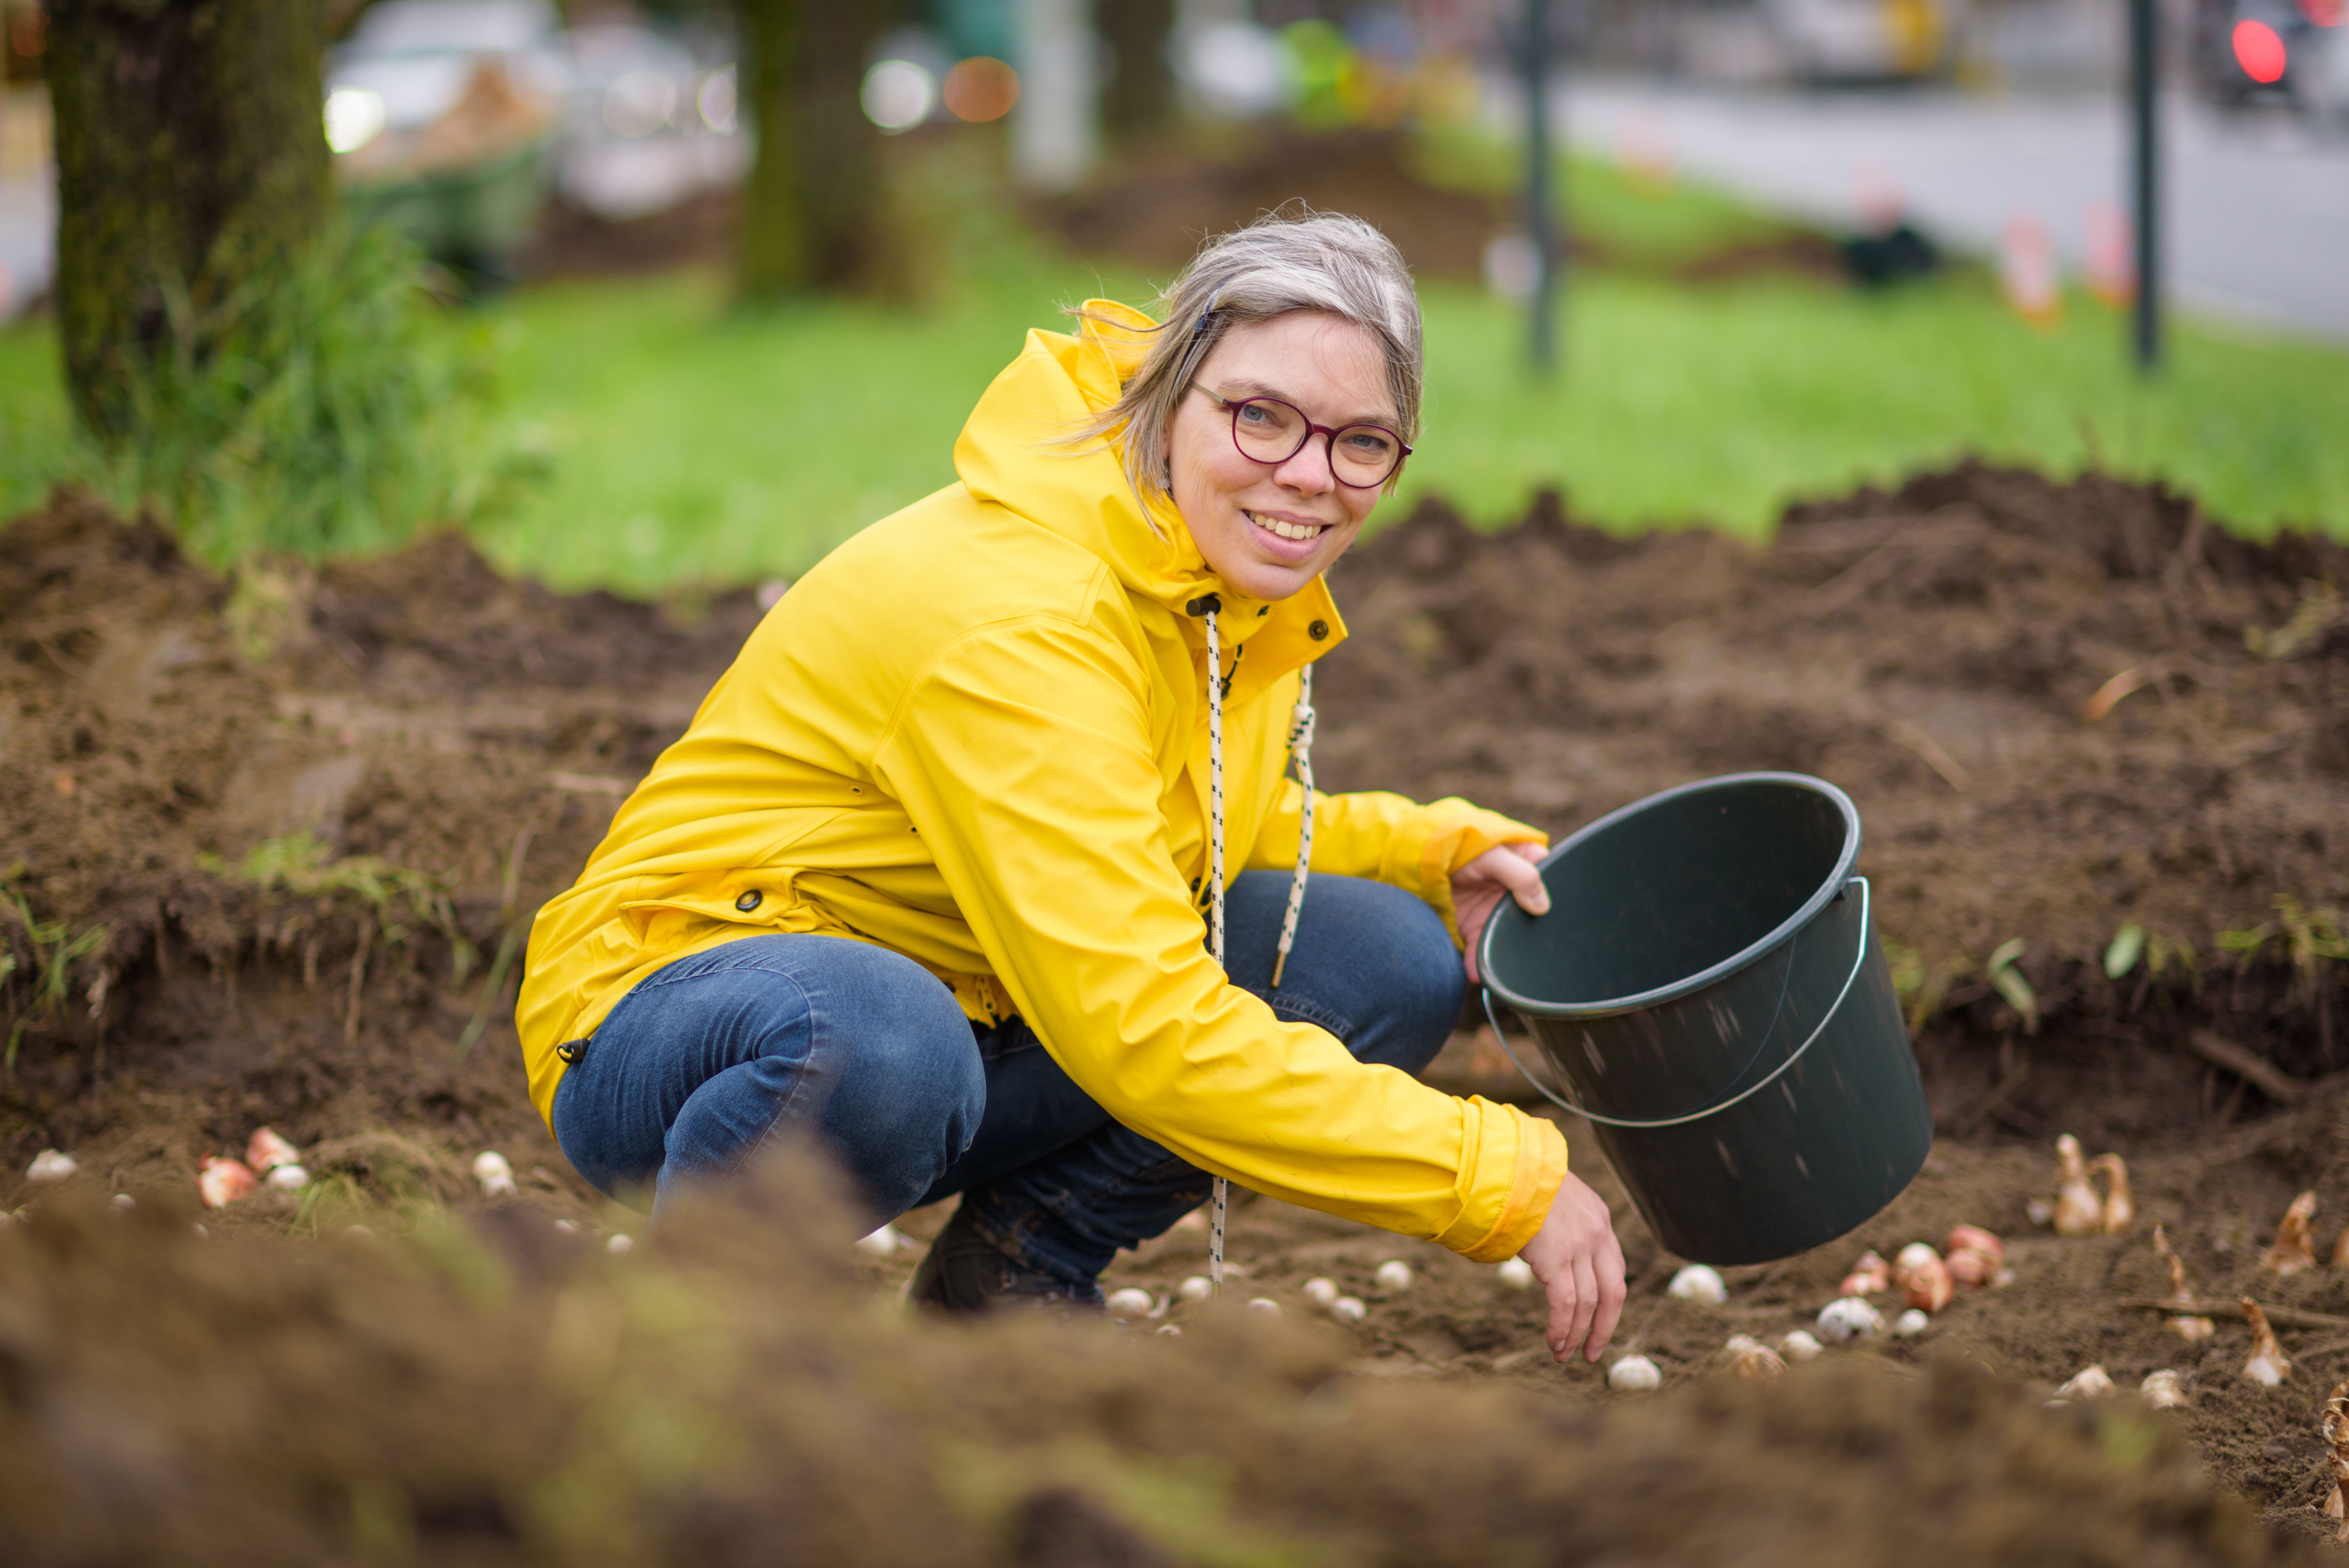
[1558,79,2349,340]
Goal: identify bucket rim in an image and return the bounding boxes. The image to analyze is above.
[1478,771,1862,1021]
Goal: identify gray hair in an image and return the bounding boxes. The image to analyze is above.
[1070,208,1423,515]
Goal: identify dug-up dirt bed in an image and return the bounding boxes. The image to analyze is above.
[1,464,2346,1562]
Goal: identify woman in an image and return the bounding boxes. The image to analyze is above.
[518,212,1627,1363]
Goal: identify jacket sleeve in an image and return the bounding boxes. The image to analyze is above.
[870,617,1565,1260]
[1244,777,1547,945]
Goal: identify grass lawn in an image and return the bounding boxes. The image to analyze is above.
[469,250,1152,591]
[1409,269,2349,541]
[5,153,2346,592]
[0,322,67,516]
[471,256,2349,590]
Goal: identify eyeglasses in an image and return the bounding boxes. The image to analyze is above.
[1195,388,1412,489]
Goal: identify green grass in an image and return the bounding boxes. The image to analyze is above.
[467,257,2349,584]
[0,321,67,517]
[0,224,521,564]
[6,150,2347,588]
[1403,269,2349,541]
[1415,137,1808,269]
[470,252,1149,590]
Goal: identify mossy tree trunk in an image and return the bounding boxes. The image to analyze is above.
[45,0,330,444]
[1098,0,1175,145]
[736,0,895,300]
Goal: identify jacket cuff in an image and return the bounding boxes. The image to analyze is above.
[1385,798,1547,946]
[1434,1100,1570,1263]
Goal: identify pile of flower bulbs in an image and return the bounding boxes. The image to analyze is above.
[1090,1257,1434,1336]
[1083,1250,1559,1339]
[1819,1223,2010,1343]
[1607,1262,1842,1391]
[19,1141,556,1232]
[196,1128,311,1207]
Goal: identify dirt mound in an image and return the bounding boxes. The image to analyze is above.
[512,189,741,284]
[1035,127,1506,280]
[1330,461,2348,1133]
[0,1151,2316,1568]
[6,471,2349,1546]
[1031,127,1858,286]
[0,489,756,1217]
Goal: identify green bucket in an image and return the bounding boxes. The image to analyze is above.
[1478,772,1930,1266]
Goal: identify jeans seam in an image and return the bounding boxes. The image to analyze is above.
[1263,993,1356,1041]
[728,963,824,1176]
[631,941,808,991]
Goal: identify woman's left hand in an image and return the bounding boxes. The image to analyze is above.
[1454,842,1549,984]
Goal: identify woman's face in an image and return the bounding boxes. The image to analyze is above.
[1164,310,1400,603]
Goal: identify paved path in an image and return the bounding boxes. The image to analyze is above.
[0,172,50,323]
[1558,79,2349,340]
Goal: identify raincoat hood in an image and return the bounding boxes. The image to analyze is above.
[952,300,1344,685]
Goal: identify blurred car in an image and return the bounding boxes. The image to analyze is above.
[1763,0,1964,82]
[2194,0,2349,114]
[558,21,745,222]
[325,0,567,274]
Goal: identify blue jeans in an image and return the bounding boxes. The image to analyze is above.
[550,871,1465,1286]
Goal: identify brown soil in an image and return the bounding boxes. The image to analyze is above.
[0,490,761,1212]
[4,465,2349,1557]
[1032,126,1851,286]
[1034,127,1507,281]
[497,128,1844,291]
[0,1153,2323,1568]
[512,188,741,284]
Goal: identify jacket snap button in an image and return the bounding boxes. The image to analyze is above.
[735,889,762,913]
[1308,619,1329,641]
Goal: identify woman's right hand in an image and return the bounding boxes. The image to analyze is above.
[1516,1169,1628,1362]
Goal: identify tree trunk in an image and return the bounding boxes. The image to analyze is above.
[736,0,894,300]
[45,0,329,443]
[1097,0,1175,145]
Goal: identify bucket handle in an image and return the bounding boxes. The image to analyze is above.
[1481,877,1871,1131]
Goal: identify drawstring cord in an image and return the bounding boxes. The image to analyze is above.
[1271,664,1315,990]
[1191,595,1317,1296]
[1201,601,1229,1292]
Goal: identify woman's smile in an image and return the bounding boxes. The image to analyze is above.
[1245,509,1329,546]
[1165,310,1397,602]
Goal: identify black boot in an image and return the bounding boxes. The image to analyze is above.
[906,1203,1103,1315]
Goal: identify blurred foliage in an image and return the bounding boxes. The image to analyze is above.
[460,254,2349,588]
[1412,131,1807,269]
[0,222,536,566]
[0,887,109,1073]
[1403,266,2349,540]
[0,324,62,517]
[200,830,476,981]
[6,133,2348,588]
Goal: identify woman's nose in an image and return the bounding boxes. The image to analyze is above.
[1271,435,1337,494]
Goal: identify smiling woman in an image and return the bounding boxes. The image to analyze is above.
[516,211,1625,1361]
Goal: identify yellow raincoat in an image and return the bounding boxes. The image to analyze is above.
[517,303,1569,1260]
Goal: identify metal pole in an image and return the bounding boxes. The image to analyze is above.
[1525,0,1557,372]
[2128,0,2160,371]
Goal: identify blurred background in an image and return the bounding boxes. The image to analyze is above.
[0,0,2343,590]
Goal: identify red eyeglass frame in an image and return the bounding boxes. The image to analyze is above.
[1194,387,1412,488]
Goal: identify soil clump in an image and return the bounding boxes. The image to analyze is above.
[3,465,2348,1550]
[0,1151,2322,1568]
[1032,126,1851,285]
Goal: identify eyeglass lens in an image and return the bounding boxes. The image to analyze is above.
[1230,398,1402,487]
